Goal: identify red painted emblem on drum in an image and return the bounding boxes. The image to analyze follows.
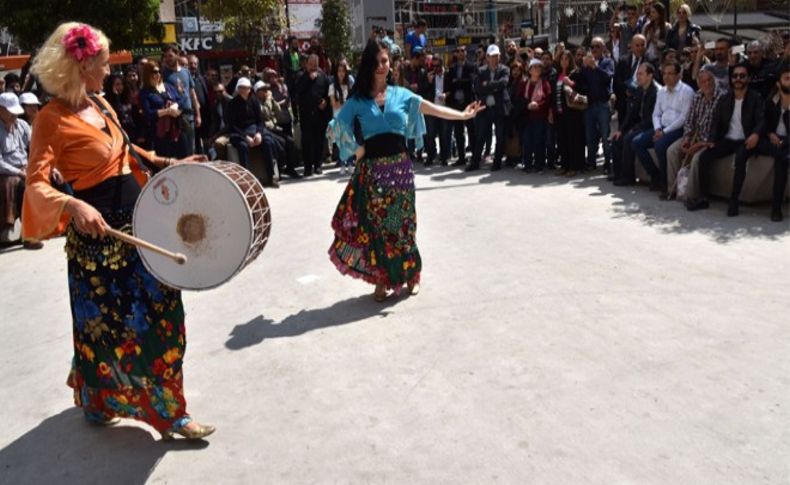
[153,177,178,205]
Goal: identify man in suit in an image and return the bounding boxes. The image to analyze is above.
[611,63,659,185]
[296,54,331,176]
[698,62,765,217]
[468,44,510,171]
[445,46,477,167]
[613,35,656,130]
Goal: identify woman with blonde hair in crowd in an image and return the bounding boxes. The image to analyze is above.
[667,3,702,52]
[23,22,212,440]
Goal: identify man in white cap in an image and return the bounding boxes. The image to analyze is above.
[468,44,510,171]
[18,92,41,126]
[0,92,41,248]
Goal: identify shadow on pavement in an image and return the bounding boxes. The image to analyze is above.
[226,294,398,350]
[573,176,789,243]
[0,408,208,484]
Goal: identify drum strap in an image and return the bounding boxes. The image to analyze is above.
[88,95,160,176]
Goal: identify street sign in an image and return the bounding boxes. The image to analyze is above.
[457,36,472,45]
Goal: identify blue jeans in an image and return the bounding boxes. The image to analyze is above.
[522,119,547,170]
[632,127,683,191]
[584,102,612,168]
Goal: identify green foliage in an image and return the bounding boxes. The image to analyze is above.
[0,0,161,51]
[319,0,353,63]
[203,0,286,60]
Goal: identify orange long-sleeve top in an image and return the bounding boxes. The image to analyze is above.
[22,96,156,242]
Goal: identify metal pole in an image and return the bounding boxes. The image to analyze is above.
[733,0,738,39]
[549,0,557,43]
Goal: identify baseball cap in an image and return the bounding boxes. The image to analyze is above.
[253,80,266,92]
[19,92,41,106]
[236,77,252,89]
[0,92,24,115]
[486,44,501,56]
[528,58,543,69]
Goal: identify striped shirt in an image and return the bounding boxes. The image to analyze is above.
[682,86,724,142]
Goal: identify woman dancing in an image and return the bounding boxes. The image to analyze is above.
[22,23,213,440]
[329,40,484,301]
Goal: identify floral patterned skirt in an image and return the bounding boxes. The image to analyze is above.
[329,153,421,292]
[65,207,189,432]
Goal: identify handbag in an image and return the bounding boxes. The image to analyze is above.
[563,85,588,111]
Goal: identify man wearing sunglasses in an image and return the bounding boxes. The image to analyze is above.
[698,63,765,217]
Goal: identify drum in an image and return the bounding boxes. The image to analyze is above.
[133,161,271,290]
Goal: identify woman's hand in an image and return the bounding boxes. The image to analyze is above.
[173,154,208,165]
[462,101,485,120]
[66,198,107,238]
[168,105,182,117]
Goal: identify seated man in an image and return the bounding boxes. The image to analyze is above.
[698,62,765,217]
[226,78,279,188]
[748,65,789,221]
[255,81,301,179]
[611,63,659,185]
[632,61,695,197]
[667,66,724,208]
[0,92,40,249]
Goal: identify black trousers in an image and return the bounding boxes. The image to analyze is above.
[300,114,329,172]
[451,118,475,164]
[699,137,789,210]
[557,110,586,172]
[472,109,505,167]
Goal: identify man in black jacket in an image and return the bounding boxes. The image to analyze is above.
[445,46,477,167]
[764,68,790,221]
[613,35,656,130]
[698,63,765,217]
[469,44,510,172]
[296,54,331,176]
[188,54,212,155]
[611,63,659,185]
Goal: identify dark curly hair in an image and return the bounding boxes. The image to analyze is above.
[350,40,392,100]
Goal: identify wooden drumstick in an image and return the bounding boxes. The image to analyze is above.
[105,228,188,265]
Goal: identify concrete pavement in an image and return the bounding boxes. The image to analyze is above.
[1,165,788,484]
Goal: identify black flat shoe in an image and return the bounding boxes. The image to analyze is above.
[613,178,635,186]
[464,165,479,172]
[727,202,739,217]
[770,210,783,222]
[685,198,709,211]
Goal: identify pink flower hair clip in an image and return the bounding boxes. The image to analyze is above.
[62,25,102,62]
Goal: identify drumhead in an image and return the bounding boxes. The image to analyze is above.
[133,163,254,290]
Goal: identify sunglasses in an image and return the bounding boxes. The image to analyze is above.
[152,69,160,73]
[731,72,748,79]
[592,45,603,49]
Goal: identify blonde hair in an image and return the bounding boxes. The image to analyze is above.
[31,22,110,107]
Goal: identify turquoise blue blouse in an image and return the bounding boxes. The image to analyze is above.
[327,85,426,161]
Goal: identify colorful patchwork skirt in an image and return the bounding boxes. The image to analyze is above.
[65,207,189,432]
[329,153,421,292]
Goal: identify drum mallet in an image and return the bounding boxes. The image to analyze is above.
[105,228,188,265]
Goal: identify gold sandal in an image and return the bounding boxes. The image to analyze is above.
[162,421,216,441]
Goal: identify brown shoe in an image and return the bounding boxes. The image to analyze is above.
[22,241,43,250]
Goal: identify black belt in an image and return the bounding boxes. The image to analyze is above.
[364,134,407,158]
[73,174,140,211]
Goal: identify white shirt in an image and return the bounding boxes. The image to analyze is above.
[652,81,695,133]
[434,72,445,105]
[777,105,788,138]
[725,98,745,141]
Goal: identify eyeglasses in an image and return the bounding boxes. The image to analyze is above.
[152,69,160,74]
[731,73,748,79]
[592,45,603,49]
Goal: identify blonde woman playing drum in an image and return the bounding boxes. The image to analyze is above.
[22,23,213,440]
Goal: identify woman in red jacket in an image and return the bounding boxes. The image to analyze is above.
[519,59,552,173]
